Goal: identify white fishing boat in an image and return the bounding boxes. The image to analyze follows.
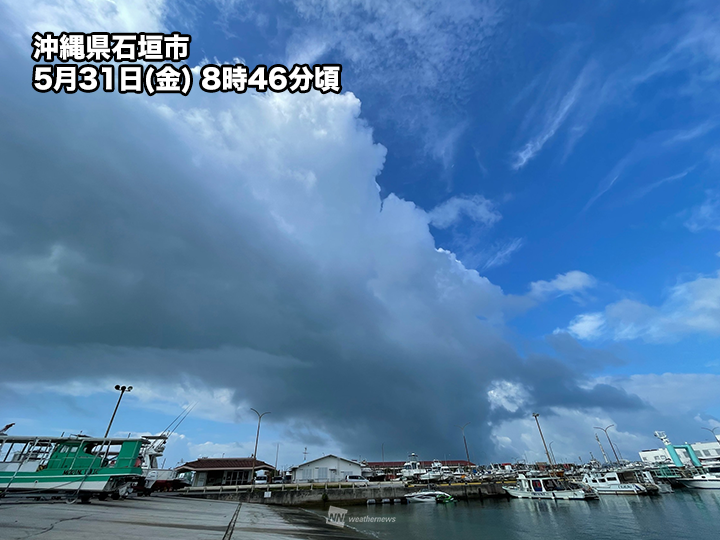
[400,453,426,482]
[679,472,720,489]
[405,490,455,503]
[419,460,443,482]
[504,473,598,500]
[581,470,659,495]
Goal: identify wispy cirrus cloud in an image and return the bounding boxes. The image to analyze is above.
[511,63,592,170]
[685,191,720,233]
[482,238,524,270]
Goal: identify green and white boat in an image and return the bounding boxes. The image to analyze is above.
[0,435,147,501]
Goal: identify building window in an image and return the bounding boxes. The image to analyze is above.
[317,467,328,480]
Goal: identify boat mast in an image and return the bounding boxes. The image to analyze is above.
[595,433,610,463]
[532,413,555,471]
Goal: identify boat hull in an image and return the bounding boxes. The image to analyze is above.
[679,478,720,489]
[0,472,140,494]
[504,487,596,500]
[593,484,650,495]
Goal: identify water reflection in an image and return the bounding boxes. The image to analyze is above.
[340,490,720,540]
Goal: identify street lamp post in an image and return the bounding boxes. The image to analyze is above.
[532,413,554,471]
[249,408,270,488]
[594,425,620,464]
[459,423,471,470]
[104,385,132,438]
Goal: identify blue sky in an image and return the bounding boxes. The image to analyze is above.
[1,0,719,468]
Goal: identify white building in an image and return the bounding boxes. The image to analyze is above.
[639,440,720,465]
[290,455,362,483]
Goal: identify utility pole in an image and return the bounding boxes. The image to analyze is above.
[532,413,554,470]
[381,443,385,476]
[105,385,132,438]
[459,423,471,470]
[249,408,270,487]
[274,443,279,471]
[702,427,720,444]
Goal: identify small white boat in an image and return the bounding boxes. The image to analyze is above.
[419,461,443,482]
[582,470,658,495]
[679,473,720,489]
[405,490,454,503]
[504,474,598,500]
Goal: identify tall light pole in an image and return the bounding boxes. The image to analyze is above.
[104,385,132,438]
[249,408,270,487]
[532,413,553,470]
[595,425,620,464]
[459,423,471,469]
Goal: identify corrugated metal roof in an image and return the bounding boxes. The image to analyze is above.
[176,457,275,471]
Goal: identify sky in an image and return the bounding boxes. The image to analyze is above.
[1,0,720,470]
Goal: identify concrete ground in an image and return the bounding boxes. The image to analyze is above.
[0,496,367,539]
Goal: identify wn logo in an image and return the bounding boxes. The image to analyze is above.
[325,505,348,528]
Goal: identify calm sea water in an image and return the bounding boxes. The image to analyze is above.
[334,490,720,540]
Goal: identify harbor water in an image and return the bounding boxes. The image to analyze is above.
[336,490,720,540]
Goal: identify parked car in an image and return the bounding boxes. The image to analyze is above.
[272,476,285,484]
[345,475,369,485]
[255,473,268,485]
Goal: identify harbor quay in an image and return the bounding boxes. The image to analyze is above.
[0,496,366,540]
[181,481,509,506]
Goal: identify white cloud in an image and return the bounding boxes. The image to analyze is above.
[281,0,502,166]
[428,195,501,229]
[597,373,720,416]
[490,408,648,464]
[2,376,247,424]
[561,312,606,341]
[529,271,597,301]
[563,271,720,342]
[487,380,530,413]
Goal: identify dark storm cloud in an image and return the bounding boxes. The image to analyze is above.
[545,332,627,371]
[0,29,644,461]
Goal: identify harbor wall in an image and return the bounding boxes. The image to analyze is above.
[180,482,508,506]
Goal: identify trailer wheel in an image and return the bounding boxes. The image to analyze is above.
[98,493,108,501]
[80,494,91,504]
[111,492,120,500]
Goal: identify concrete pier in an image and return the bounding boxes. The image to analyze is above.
[184,482,509,506]
[0,496,366,539]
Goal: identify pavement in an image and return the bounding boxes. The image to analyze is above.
[0,495,367,539]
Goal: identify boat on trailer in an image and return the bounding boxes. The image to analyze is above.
[504,473,598,500]
[0,435,147,502]
[135,436,189,495]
